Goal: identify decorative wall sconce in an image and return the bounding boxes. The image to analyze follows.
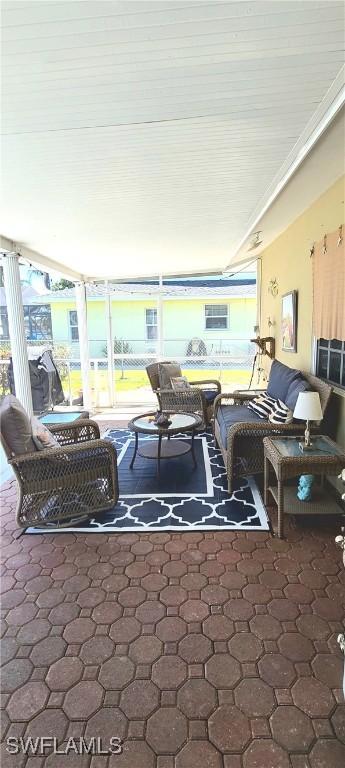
[338,225,343,246]
[247,231,263,251]
[267,316,275,329]
[309,243,315,258]
[268,278,278,297]
[323,234,327,255]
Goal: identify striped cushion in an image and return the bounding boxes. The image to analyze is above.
[269,399,293,424]
[247,394,276,420]
[171,376,191,391]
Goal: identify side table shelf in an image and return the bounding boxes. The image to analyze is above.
[268,485,344,517]
[263,434,345,538]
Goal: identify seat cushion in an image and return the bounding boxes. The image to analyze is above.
[285,377,311,410]
[267,360,301,402]
[216,404,262,449]
[0,395,36,456]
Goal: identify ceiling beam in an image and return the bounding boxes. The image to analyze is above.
[0,235,83,281]
[87,266,227,282]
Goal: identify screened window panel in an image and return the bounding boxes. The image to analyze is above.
[147,325,157,340]
[146,309,157,324]
[317,348,329,380]
[146,308,157,340]
[205,304,228,329]
[329,351,341,383]
[205,305,228,316]
[69,310,79,341]
[331,339,342,350]
[316,339,344,388]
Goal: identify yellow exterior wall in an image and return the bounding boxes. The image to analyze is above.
[259,175,345,446]
[49,296,256,357]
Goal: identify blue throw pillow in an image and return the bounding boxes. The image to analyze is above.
[285,377,310,411]
[267,360,301,402]
[202,390,218,404]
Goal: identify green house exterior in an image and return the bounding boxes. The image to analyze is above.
[34,281,256,360]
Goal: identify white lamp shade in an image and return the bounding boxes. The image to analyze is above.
[293,391,323,421]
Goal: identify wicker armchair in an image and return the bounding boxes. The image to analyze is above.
[146,362,221,428]
[1,419,119,528]
[214,374,333,493]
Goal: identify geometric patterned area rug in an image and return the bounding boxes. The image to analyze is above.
[27,428,269,533]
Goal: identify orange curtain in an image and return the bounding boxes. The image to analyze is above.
[312,228,345,341]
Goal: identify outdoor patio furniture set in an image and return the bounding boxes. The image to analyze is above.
[146,360,221,427]
[0,397,119,529]
[1,359,344,536]
[214,360,333,492]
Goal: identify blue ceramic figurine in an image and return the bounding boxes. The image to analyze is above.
[297,474,314,502]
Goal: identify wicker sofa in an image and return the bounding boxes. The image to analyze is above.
[214,360,333,493]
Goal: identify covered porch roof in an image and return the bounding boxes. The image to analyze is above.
[31,281,256,303]
[1,1,344,281]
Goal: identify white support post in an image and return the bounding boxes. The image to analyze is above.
[75,281,92,411]
[157,274,164,361]
[105,281,114,407]
[2,252,33,416]
[256,257,262,334]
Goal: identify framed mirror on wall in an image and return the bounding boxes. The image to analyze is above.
[281,290,298,352]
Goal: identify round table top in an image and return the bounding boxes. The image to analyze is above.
[129,412,202,435]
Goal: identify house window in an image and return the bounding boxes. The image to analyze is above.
[205,304,228,330]
[146,308,157,340]
[316,338,345,388]
[69,310,79,341]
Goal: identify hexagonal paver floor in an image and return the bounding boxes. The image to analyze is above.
[1,418,344,767]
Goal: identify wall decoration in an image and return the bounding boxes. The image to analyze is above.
[268,277,278,297]
[297,474,314,502]
[281,290,297,352]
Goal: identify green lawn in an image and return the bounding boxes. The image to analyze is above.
[62,367,251,397]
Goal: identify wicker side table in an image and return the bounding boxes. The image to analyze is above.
[263,435,345,538]
[40,410,89,426]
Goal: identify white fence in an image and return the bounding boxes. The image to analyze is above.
[0,338,256,407]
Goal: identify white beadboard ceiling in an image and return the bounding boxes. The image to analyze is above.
[1,0,345,280]
[228,106,345,267]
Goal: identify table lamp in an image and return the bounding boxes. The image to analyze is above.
[293,392,323,451]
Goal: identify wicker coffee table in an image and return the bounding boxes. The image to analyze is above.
[128,412,202,476]
[263,435,345,538]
